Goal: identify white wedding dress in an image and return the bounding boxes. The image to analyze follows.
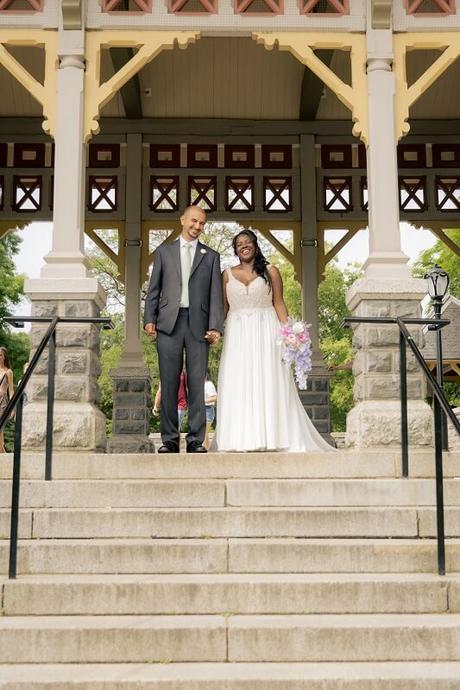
[213,268,335,452]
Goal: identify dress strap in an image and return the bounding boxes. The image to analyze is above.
[226,267,234,281]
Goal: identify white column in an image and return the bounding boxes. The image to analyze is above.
[364,56,410,279]
[41,52,88,279]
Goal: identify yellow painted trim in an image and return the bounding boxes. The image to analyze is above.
[85,30,200,142]
[253,32,368,144]
[249,220,302,282]
[394,33,460,140]
[0,30,58,138]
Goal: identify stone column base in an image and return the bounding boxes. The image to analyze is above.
[22,402,107,452]
[107,366,155,454]
[345,400,433,448]
[107,435,155,454]
[298,369,334,445]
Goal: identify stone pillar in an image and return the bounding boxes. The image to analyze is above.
[23,35,107,451]
[299,134,333,443]
[107,133,154,453]
[344,281,433,448]
[344,29,433,448]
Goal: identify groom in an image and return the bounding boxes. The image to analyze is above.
[144,206,224,453]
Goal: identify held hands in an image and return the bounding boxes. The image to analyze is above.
[145,323,157,340]
[205,330,221,346]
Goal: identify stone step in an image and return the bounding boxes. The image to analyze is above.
[1,450,459,480]
[1,538,460,575]
[226,614,460,662]
[2,614,460,663]
[1,506,420,539]
[2,478,460,508]
[1,662,460,689]
[3,506,460,540]
[2,573,459,615]
[0,480,226,508]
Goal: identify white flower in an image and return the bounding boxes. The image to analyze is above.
[292,321,304,335]
[200,248,207,254]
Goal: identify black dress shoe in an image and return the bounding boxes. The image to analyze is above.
[158,441,179,453]
[186,441,207,453]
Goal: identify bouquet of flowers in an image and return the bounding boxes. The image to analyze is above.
[278,318,312,390]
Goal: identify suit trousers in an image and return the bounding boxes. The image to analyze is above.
[157,309,208,446]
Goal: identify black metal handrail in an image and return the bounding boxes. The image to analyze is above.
[0,316,112,579]
[342,315,460,576]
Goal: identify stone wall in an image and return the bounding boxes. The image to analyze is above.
[345,278,434,448]
[22,293,106,452]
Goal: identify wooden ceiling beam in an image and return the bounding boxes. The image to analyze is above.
[299,49,334,121]
[109,47,143,120]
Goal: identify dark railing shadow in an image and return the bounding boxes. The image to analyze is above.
[342,316,460,576]
[0,316,112,579]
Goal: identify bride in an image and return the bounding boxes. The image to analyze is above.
[213,229,335,453]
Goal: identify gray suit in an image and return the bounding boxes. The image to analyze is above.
[144,239,223,446]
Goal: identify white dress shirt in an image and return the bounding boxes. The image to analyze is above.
[179,237,198,307]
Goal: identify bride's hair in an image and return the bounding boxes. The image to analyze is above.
[232,229,272,290]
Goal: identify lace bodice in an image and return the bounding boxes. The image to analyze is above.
[225,267,274,312]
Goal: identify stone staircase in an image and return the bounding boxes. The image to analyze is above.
[1,449,460,688]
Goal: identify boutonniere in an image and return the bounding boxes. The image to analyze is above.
[200,248,207,255]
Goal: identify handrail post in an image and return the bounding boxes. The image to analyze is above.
[433,396,446,576]
[399,331,409,478]
[8,393,25,579]
[45,329,57,481]
[434,303,448,451]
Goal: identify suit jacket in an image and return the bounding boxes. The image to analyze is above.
[144,239,224,341]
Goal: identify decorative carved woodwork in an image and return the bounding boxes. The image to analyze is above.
[13,176,42,212]
[405,0,455,14]
[234,0,283,15]
[300,0,349,14]
[261,145,292,169]
[263,177,292,212]
[432,144,460,168]
[101,0,152,12]
[323,177,352,212]
[88,176,118,212]
[0,0,43,10]
[150,176,179,212]
[397,144,427,169]
[188,176,217,211]
[150,145,181,168]
[321,145,352,169]
[187,145,218,168]
[89,144,121,169]
[169,0,218,13]
[226,176,255,212]
[14,144,45,169]
[399,176,427,212]
[224,145,255,169]
[435,177,460,211]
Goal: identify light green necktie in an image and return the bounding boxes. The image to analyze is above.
[180,242,192,307]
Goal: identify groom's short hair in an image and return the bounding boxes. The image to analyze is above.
[182,204,206,217]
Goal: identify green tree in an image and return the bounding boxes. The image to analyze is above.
[412,230,460,408]
[0,231,30,450]
[412,230,460,299]
[318,260,362,432]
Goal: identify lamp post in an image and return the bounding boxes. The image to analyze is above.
[424,264,450,450]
